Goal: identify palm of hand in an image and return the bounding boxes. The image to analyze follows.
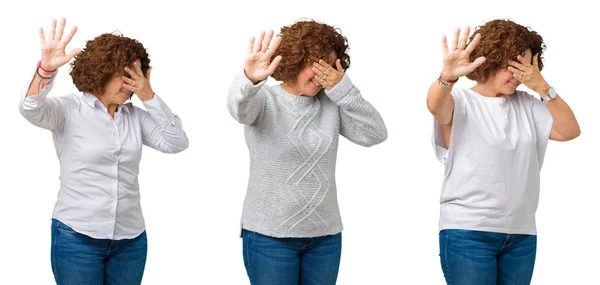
[443,51,472,78]
[41,42,70,70]
[244,53,272,80]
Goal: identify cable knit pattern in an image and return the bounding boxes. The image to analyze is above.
[228,71,387,238]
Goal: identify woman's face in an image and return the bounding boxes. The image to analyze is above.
[283,52,336,97]
[487,49,533,96]
[98,60,139,106]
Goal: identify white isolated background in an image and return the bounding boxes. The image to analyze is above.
[0,0,597,284]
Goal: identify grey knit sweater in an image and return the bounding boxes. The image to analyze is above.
[228,71,387,238]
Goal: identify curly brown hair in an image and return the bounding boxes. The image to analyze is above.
[70,33,150,94]
[272,20,350,83]
[467,19,545,82]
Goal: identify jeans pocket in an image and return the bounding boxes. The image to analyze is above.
[55,220,77,234]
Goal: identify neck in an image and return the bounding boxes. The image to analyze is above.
[94,93,119,118]
[281,82,304,96]
[472,82,508,98]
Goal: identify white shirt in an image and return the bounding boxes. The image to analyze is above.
[19,70,189,240]
[433,89,553,235]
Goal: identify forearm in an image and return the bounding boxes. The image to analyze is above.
[227,71,266,124]
[545,95,581,140]
[19,63,66,130]
[142,94,189,153]
[426,79,454,125]
[26,65,56,97]
[327,75,388,146]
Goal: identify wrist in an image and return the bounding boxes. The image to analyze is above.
[438,73,458,87]
[440,70,458,82]
[39,61,57,73]
[534,82,551,96]
[138,92,155,101]
[243,69,263,85]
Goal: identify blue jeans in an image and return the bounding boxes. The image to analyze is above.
[242,229,342,285]
[439,229,537,285]
[51,219,147,285]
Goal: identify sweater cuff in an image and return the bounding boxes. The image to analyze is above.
[238,69,267,98]
[324,73,355,103]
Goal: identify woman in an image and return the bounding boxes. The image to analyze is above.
[19,18,189,285]
[228,20,387,284]
[427,19,580,284]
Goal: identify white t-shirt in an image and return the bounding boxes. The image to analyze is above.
[433,88,553,235]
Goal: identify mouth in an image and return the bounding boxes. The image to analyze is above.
[311,78,322,88]
[120,88,133,97]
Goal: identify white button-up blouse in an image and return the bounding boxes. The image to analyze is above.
[19,70,189,240]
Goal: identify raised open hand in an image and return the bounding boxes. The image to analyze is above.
[440,26,486,81]
[39,18,81,71]
[243,30,283,84]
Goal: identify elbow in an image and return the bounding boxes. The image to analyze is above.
[179,136,190,152]
[227,104,255,125]
[554,127,581,142]
[175,136,190,153]
[565,122,582,141]
[359,127,388,147]
[164,135,190,154]
[568,128,581,141]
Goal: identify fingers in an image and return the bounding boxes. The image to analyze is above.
[253,31,265,53]
[247,36,255,55]
[122,66,152,88]
[313,60,329,74]
[516,55,531,66]
[266,55,282,74]
[450,28,460,50]
[62,26,78,45]
[49,19,57,41]
[320,60,337,71]
[66,48,82,60]
[466,56,486,74]
[39,27,47,45]
[471,56,486,68]
[261,30,273,52]
[508,66,524,76]
[458,26,470,50]
[464,33,481,54]
[508,60,525,70]
[313,75,326,87]
[133,61,144,77]
[312,65,327,78]
[510,68,525,81]
[313,59,344,90]
[56,18,66,42]
[124,66,139,79]
[335,59,343,71]
[121,75,136,85]
[145,66,152,80]
[123,84,135,91]
[266,36,282,57]
[442,35,449,54]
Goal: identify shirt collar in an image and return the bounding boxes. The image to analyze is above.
[82,93,131,114]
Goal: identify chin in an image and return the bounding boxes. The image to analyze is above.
[502,86,517,96]
[307,87,323,97]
